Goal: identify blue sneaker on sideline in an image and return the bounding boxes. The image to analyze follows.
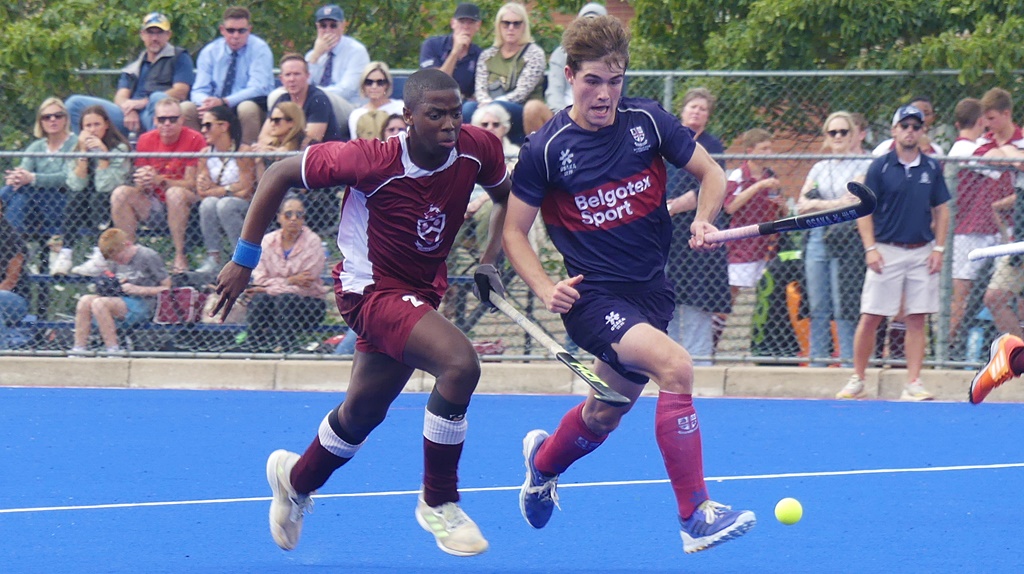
[519,429,560,528]
[679,500,756,553]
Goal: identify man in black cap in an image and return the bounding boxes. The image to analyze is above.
[419,3,483,100]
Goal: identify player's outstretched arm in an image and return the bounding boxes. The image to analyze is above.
[684,144,727,248]
[213,155,306,320]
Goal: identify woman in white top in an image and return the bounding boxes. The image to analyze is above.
[347,62,404,141]
[195,106,256,273]
[797,111,872,366]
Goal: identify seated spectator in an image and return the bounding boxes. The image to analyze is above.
[66,12,197,136]
[419,3,484,101]
[65,105,132,249]
[191,6,274,144]
[69,228,171,355]
[195,106,256,274]
[535,3,608,129]
[347,62,405,141]
[380,113,406,140]
[110,97,206,274]
[0,196,29,349]
[306,5,368,104]
[463,2,546,145]
[253,102,308,180]
[262,53,343,144]
[247,196,327,353]
[722,129,784,304]
[0,97,77,244]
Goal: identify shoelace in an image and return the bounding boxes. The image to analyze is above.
[438,502,470,530]
[525,474,561,510]
[695,500,731,524]
[288,495,314,523]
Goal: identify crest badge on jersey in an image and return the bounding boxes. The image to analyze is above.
[415,205,446,252]
[630,125,651,153]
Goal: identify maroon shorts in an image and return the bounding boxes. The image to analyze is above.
[334,280,439,362]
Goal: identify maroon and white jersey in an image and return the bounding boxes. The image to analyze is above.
[301,126,507,300]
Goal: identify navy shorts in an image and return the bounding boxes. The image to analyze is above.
[562,281,674,385]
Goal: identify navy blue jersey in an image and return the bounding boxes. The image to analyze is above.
[865,151,950,244]
[512,97,696,286]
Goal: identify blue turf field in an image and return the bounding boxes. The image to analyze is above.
[2,387,1023,573]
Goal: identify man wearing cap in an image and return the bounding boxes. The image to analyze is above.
[191,6,275,144]
[305,5,370,107]
[419,3,483,101]
[66,12,196,135]
[837,104,951,402]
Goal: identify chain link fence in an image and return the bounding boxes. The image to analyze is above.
[1,69,1020,368]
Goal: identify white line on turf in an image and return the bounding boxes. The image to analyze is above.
[3,461,1022,514]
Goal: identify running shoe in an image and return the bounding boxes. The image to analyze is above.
[71,247,107,276]
[266,449,314,551]
[835,375,867,399]
[900,379,934,402]
[519,429,560,528]
[679,500,756,553]
[969,334,1024,404]
[415,493,489,556]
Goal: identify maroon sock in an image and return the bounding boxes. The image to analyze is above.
[1009,346,1024,376]
[422,439,464,507]
[533,402,607,476]
[655,392,709,519]
[290,435,349,495]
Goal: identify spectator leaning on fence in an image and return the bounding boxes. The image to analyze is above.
[977,87,1024,338]
[245,195,327,353]
[263,53,344,145]
[1,98,77,246]
[419,3,483,101]
[838,104,951,402]
[65,105,132,248]
[191,6,275,145]
[110,97,207,274]
[66,12,197,136]
[347,61,405,141]
[796,111,871,367]
[69,228,171,356]
[945,97,1012,351]
[0,196,30,350]
[195,106,256,275]
[305,5,369,113]
[464,1,546,145]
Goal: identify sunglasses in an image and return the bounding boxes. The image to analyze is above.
[364,78,388,87]
[480,122,502,129]
[317,21,339,29]
[155,115,180,124]
[269,116,293,125]
[500,20,524,28]
[223,27,249,35]
[282,210,306,219]
[826,129,850,138]
[199,121,224,131]
[898,122,924,131]
[41,112,67,121]
[143,28,169,35]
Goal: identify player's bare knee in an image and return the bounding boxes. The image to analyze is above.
[583,404,624,436]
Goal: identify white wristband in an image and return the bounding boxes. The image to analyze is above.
[864,245,877,253]
[932,245,945,253]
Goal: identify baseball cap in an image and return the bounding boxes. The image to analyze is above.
[315,4,345,22]
[892,104,925,127]
[454,3,482,21]
[141,12,171,31]
[578,3,608,18]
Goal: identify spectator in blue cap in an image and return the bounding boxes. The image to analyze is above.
[305,4,370,107]
[419,3,484,100]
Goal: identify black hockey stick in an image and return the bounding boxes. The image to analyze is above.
[488,292,631,405]
[705,181,877,243]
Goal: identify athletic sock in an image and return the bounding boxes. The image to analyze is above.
[533,402,607,476]
[421,389,469,507]
[290,409,362,495]
[1010,346,1024,376]
[654,391,709,519]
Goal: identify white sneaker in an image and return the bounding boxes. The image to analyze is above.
[71,247,108,276]
[900,379,934,402]
[415,492,489,556]
[266,449,314,551]
[836,375,867,399]
[195,255,222,274]
[50,247,73,275]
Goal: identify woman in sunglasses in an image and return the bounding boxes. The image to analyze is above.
[253,102,307,180]
[348,61,404,141]
[796,111,872,368]
[194,106,257,274]
[245,194,326,352]
[0,97,78,245]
